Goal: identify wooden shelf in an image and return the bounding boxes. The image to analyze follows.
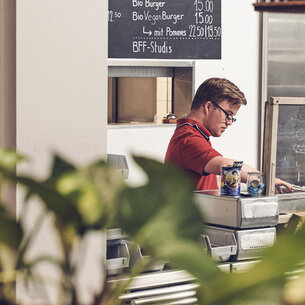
[253,1,305,13]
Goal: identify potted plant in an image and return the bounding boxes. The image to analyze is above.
[0,148,305,305]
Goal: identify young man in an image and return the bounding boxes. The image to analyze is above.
[165,77,293,192]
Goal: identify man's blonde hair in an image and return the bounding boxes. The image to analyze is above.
[191,78,247,110]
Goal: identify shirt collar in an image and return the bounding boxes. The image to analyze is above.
[176,118,212,138]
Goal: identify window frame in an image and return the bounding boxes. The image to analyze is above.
[263,96,305,196]
[107,60,195,125]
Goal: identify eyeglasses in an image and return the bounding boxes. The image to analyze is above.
[211,101,236,123]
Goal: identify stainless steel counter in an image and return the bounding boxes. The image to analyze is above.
[278,192,305,213]
[194,191,279,229]
[107,191,305,304]
[107,261,259,304]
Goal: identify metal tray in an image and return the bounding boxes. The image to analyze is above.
[106,240,130,276]
[202,234,237,262]
[194,191,279,229]
[204,225,276,261]
[106,237,165,276]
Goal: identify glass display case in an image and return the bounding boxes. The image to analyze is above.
[261,13,305,211]
[263,97,305,196]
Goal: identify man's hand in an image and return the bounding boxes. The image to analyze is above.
[275,178,294,193]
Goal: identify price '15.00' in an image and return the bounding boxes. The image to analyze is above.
[194,0,214,12]
[195,12,213,24]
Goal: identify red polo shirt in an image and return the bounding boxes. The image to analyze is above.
[165,118,222,191]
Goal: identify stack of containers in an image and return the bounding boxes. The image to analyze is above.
[194,190,279,262]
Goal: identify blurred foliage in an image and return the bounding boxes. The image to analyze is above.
[0,148,304,305]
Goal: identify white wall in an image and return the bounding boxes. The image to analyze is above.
[108,125,176,185]
[108,0,261,183]
[194,0,260,169]
[16,0,108,304]
[17,0,107,171]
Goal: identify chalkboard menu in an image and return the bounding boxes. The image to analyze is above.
[108,0,221,59]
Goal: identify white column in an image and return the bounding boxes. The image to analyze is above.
[16,0,108,304]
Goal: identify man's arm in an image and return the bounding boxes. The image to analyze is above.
[274,178,294,193]
[204,156,256,183]
[205,156,294,192]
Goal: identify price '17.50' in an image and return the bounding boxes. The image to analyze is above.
[189,25,221,38]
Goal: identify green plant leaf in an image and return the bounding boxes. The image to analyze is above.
[284,268,305,305]
[0,149,25,170]
[16,210,48,269]
[0,149,25,192]
[19,177,83,228]
[56,159,125,230]
[0,205,23,250]
[117,156,203,239]
[56,171,101,227]
[116,156,220,283]
[22,154,77,209]
[86,159,126,228]
[46,154,76,183]
[0,166,83,231]
[278,213,305,236]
